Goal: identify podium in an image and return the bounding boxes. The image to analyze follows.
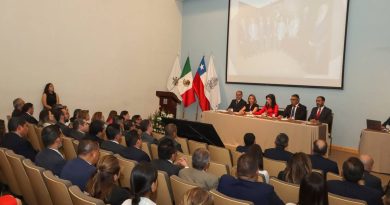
[156,91,181,118]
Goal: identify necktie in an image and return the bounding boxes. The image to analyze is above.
[291,106,296,119]
[316,108,322,120]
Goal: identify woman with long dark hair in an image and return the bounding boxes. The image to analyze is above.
[254,94,279,117]
[286,172,328,205]
[41,83,59,110]
[278,152,312,184]
[247,144,269,183]
[122,162,158,205]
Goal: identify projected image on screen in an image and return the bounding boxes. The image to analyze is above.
[227,0,349,88]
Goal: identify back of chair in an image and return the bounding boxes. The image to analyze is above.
[269,177,299,204]
[23,159,53,205]
[154,171,174,205]
[115,154,137,189]
[313,169,324,175]
[99,149,113,159]
[170,175,199,204]
[327,172,343,181]
[63,136,77,160]
[328,193,367,205]
[208,161,229,177]
[0,148,21,195]
[177,152,192,168]
[263,157,286,177]
[209,145,233,168]
[152,132,164,140]
[141,142,152,159]
[69,185,105,205]
[73,139,79,151]
[43,170,73,205]
[230,150,243,167]
[6,150,38,205]
[34,126,44,148]
[210,189,254,205]
[120,136,127,147]
[176,137,190,154]
[188,140,208,155]
[150,143,159,160]
[27,123,43,151]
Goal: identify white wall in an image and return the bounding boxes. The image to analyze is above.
[0,0,182,120]
[181,0,390,149]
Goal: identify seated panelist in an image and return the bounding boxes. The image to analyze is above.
[239,94,259,114]
[281,94,307,120]
[227,90,246,112]
[253,94,279,117]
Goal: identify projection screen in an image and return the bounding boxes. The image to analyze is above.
[226,0,349,88]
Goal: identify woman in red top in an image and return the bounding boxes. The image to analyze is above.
[254,94,279,117]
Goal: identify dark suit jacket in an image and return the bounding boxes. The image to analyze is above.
[0,132,37,161]
[228,99,247,112]
[310,154,339,175]
[35,148,66,176]
[308,106,333,125]
[11,109,23,117]
[60,157,96,191]
[100,140,125,154]
[106,185,130,205]
[159,136,183,153]
[282,104,307,121]
[328,180,383,205]
[263,147,293,162]
[140,132,158,145]
[217,175,283,205]
[83,134,104,145]
[23,113,38,125]
[68,130,85,141]
[151,159,181,176]
[363,171,384,195]
[236,145,250,153]
[121,146,150,162]
[57,122,72,137]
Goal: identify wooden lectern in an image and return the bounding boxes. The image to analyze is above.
[156,91,181,118]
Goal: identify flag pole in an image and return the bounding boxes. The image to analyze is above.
[195,105,199,121]
[182,104,185,119]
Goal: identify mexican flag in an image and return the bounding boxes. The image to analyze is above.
[178,57,196,107]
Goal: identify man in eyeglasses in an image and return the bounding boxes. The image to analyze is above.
[281,94,307,120]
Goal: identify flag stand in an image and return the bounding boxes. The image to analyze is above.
[181,104,185,119]
[195,105,199,121]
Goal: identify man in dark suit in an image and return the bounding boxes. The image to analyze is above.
[328,157,384,205]
[21,103,38,125]
[217,154,283,205]
[360,154,384,195]
[122,130,150,162]
[60,140,99,191]
[83,120,105,145]
[0,117,37,161]
[35,125,66,176]
[52,107,72,137]
[236,133,255,153]
[159,123,182,153]
[310,139,339,175]
[308,96,333,129]
[68,119,89,140]
[282,94,307,120]
[227,90,247,112]
[101,124,125,154]
[151,138,187,176]
[11,98,25,117]
[263,133,293,162]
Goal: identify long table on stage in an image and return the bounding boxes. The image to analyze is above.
[201,111,328,154]
[359,129,390,174]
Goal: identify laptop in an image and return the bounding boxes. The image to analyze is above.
[366,119,383,131]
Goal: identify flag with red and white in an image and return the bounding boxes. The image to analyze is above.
[178,57,196,107]
[193,56,210,111]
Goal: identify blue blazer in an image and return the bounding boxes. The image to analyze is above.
[0,132,37,161]
[35,148,66,176]
[217,175,284,205]
[264,147,292,162]
[310,154,339,175]
[328,180,383,205]
[60,157,96,191]
[121,146,150,162]
[100,140,125,154]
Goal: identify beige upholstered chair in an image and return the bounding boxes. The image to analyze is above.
[43,170,73,205]
[141,142,151,159]
[0,148,21,195]
[150,143,159,160]
[230,150,243,167]
[23,159,54,205]
[62,136,77,160]
[27,123,43,151]
[68,185,105,205]
[188,140,208,155]
[72,139,79,152]
[6,150,38,205]
[170,175,199,204]
[176,153,192,167]
[263,157,286,177]
[269,177,299,204]
[120,136,127,147]
[176,137,190,154]
[207,161,229,177]
[99,149,113,159]
[115,154,137,189]
[154,170,174,205]
[208,145,233,168]
[328,193,367,205]
[34,126,44,148]
[327,172,343,181]
[210,189,254,205]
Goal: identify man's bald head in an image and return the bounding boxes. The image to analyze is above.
[313,139,327,156]
[360,154,374,172]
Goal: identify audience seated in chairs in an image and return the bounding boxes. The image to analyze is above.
[264,133,293,162]
[0,117,37,161]
[60,139,100,191]
[151,138,188,176]
[327,157,384,205]
[68,119,89,140]
[217,153,284,205]
[140,119,158,145]
[86,155,129,205]
[35,125,66,176]
[122,130,150,162]
[83,120,105,145]
[247,144,269,183]
[310,139,339,175]
[278,152,312,185]
[100,124,126,154]
[360,154,384,195]
[159,123,183,152]
[286,172,328,205]
[122,162,158,205]
[183,187,214,205]
[179,148,219,190]
[236,133,256,153]
[21,103,38,125]
[38,109,55,128]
